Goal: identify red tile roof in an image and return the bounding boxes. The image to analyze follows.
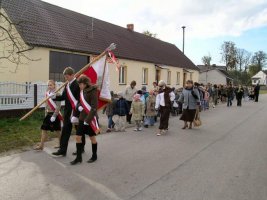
[3,0,198,70]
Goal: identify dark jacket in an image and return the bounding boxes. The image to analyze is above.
[79,85,98,124]
[54,80,80,119]
[104,98,117,116]
[226,87,234,98]
[236,88,244,99]
[114,97,129,116]
[254,85,260,95]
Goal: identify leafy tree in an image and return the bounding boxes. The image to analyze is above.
[201,55,212,66]
[143,30,157,38]
[220,41,237,71]
[252,51,267,70]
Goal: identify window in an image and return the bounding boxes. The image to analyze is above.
[142,68,148,85]
[176,72,180,85]
[167,71,171,85]
[119,65,127,84]
[49,51,89,82]
[190,72,193,80]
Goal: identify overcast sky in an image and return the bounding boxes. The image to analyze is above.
[43,0,267,65]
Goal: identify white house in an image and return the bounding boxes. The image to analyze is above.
[251,71,267,85]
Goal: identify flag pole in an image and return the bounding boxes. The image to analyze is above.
[19,43,117,121]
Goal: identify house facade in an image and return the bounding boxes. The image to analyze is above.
[198,65,233,85]
[0,0,199,92]
[251,71,267,86]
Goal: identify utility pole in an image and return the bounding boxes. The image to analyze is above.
[181,26,186,54]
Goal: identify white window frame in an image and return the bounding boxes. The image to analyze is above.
[142,68,148,85]
[176,72,180,85]
[167,70,171,85]
[119,65,127,84]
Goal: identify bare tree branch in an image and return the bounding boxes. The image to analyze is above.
[0,9,38,73]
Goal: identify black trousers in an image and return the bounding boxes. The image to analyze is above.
[126,101,132,122]
[59,116,72,153]
[255,94,259,102]
[237,98,242,106]
[159,106,171,130]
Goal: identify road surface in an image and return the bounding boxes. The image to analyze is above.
[0,96,267,200]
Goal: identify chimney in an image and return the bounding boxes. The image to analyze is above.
[127,24,134,31]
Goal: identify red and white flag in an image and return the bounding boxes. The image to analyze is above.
[82,55,111,110]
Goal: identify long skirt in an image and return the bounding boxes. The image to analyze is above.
[180,109,196,122]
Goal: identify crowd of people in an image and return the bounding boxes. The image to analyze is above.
[33,66,261,165]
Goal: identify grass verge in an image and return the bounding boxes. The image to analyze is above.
[260,90,267,94]
[0,110,57,154]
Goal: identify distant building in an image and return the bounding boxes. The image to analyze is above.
[198,65,233,85]
[251,71,267,86]
[0,0,199,91]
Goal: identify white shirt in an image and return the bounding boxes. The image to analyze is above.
[155,91,175,109]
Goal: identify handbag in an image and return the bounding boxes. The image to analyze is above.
[193,107,202,127]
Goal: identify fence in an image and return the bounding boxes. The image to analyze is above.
[0,82,64,111]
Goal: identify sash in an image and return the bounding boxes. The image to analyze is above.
[80,90,100,134]
[66,82,78,111]
[46,91,64,125]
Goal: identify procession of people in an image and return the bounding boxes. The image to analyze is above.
[34,66,261,166]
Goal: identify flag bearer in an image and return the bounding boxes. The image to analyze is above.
[71,75,99,165]
[52,67,81,156]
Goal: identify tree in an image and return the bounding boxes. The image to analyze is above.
[252,51,267,70]
[248,64,261,77]
[220,41,237,71]
[0,3,38,73]
[143,30,157,38]
[236,48,251,72]
[201,55,212,66]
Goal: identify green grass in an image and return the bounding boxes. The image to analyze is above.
[0,110,58,153]
[260,90,267,94]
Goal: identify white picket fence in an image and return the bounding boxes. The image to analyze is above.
[0,82,64,110]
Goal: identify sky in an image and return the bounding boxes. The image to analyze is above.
[43,0,267,65]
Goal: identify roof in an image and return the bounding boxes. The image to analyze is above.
[197,65,226,72]
[252,70,267,78]
[200,68,233,80]
[2,0,198,71]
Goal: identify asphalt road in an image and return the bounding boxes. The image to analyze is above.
[0,96,267,200]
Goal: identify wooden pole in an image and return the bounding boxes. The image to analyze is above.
[19,43,116,121]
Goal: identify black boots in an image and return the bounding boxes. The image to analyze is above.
[70,143,83,165]
[72,134,85,155]
[87,143,97,163]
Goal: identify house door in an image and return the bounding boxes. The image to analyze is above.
[183,73,187,86]
[156,69,161,84]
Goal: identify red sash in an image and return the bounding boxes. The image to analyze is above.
[46,91,64,122]
[66,82,78,111]
[80,90,100,134]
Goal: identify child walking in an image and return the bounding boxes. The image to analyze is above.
[114,92,129,132]
[34,80,62,151]
[144,90,156,128]
[130,94,145,131]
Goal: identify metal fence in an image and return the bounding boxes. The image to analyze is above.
[0,82,64,111]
